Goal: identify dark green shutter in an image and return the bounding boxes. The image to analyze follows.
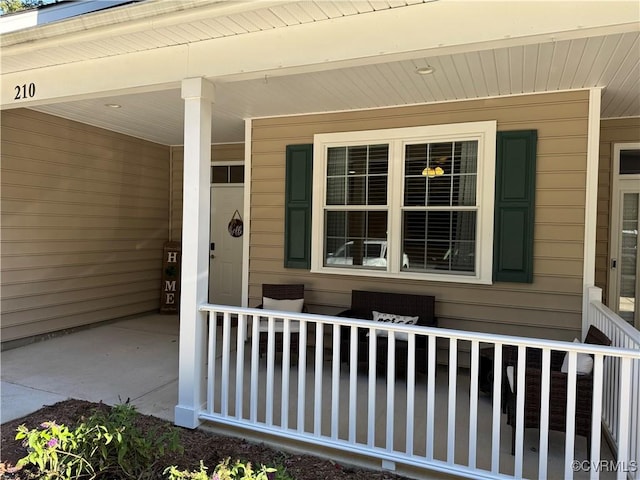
[493,130,537,283]
[284,144,313,269]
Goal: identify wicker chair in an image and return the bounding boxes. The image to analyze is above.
[256,284,306,357]
[505,325,611,456]
[337,290,437,376]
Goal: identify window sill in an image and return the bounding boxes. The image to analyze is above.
[311,266,493,285]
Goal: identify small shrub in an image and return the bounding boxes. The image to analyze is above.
[15,420,93,479]
[165,458,278,480]
[15,402,183,479]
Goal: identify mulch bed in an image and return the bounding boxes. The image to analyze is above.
[0,399,412,479]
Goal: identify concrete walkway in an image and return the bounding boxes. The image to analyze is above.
[1,314,179,424]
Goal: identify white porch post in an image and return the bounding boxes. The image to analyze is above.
[582,88,602,338]
[174,77,215,429]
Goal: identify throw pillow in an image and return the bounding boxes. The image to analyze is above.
[560,338,594,375]
[262,297,304,313]
[370,310,419,342]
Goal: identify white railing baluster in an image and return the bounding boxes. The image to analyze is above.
[265,315,275,426]
[221,312,231,417]
[538,348,551,480]
[426,334,436,461]
[632,360,640,480]
[297,320,307,433]
[281,318,291,429]
[447,338,457,464]
[590,354,604,480]
[617,357,632,480]
[249,314,259,422]
[235,314,246,419]
[314,322,324,436]
[406,333,416,457]
[348,324,358,444]
[207,311,217,414]
[491,342,503,474]
[468,340,479,469]
[514,345,526,479]
[367,328,377,448]
[564,352,578,480]
[386,332,396,453]
[331,324,340,440]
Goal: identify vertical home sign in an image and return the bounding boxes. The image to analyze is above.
[160,241,181,313]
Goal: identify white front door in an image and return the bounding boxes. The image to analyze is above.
[608,143,640,329]
[209,185,244,305]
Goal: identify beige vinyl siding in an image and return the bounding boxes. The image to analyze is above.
[250,90,591,341]
[170,143,245,242]
[1,109,170,342]
[596,117,640,305]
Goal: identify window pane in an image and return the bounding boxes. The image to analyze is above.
[369,145,389,174]
[325,210,388,269]
[347,176,366,204]
[402,210,476,274]
[405,141,478,207]
[405,144,428,176]
[620,149,640,174]
[327,144,388,206]
[212,166,227,183]
[368,175,387,205]
[405,177,426,206]
[453,141,477,206]
[348,146,367,175]
[452,176,477,206]
[453,141,478,175]
[229,165,244,183]
[327,147,346,176]
[327,178,345,205]
[427,175,452,206]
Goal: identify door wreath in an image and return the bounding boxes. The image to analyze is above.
[228,210,243,238]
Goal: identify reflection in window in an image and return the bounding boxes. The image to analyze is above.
[314,121,495,282]
[324,145,389,269]
[403,141,478,274]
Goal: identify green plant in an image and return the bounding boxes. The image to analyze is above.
[15,402,183,479]
[165,458,278,480]
[81,402,182,478]
[16,420,94,479]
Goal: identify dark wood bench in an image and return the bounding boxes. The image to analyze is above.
[337,290,437,376]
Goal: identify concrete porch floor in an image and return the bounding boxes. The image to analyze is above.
[1,314,180,423]
[1,314,616,479]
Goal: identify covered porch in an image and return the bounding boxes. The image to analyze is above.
[173,287,639,480]
[2,296,636,480]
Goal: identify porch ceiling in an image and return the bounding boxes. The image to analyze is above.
[2,0,639,145]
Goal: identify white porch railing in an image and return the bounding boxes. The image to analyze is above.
[189,303,640,480]
[587,286,640,479]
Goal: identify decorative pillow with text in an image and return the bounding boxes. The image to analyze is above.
[370,310,419,342]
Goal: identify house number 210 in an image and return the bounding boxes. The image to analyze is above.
[14,83,36,100]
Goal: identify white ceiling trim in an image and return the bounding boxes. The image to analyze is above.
[3,1,638,145]
[3,1,638,109]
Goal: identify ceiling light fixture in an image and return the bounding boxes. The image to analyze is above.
[422,166,445,178]
[415,65,435,75]
[105,103,121,108]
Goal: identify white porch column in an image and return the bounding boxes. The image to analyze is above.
[174,77,215,429]
[582,88,602,338]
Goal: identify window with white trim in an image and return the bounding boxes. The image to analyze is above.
[311,121,497,284]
